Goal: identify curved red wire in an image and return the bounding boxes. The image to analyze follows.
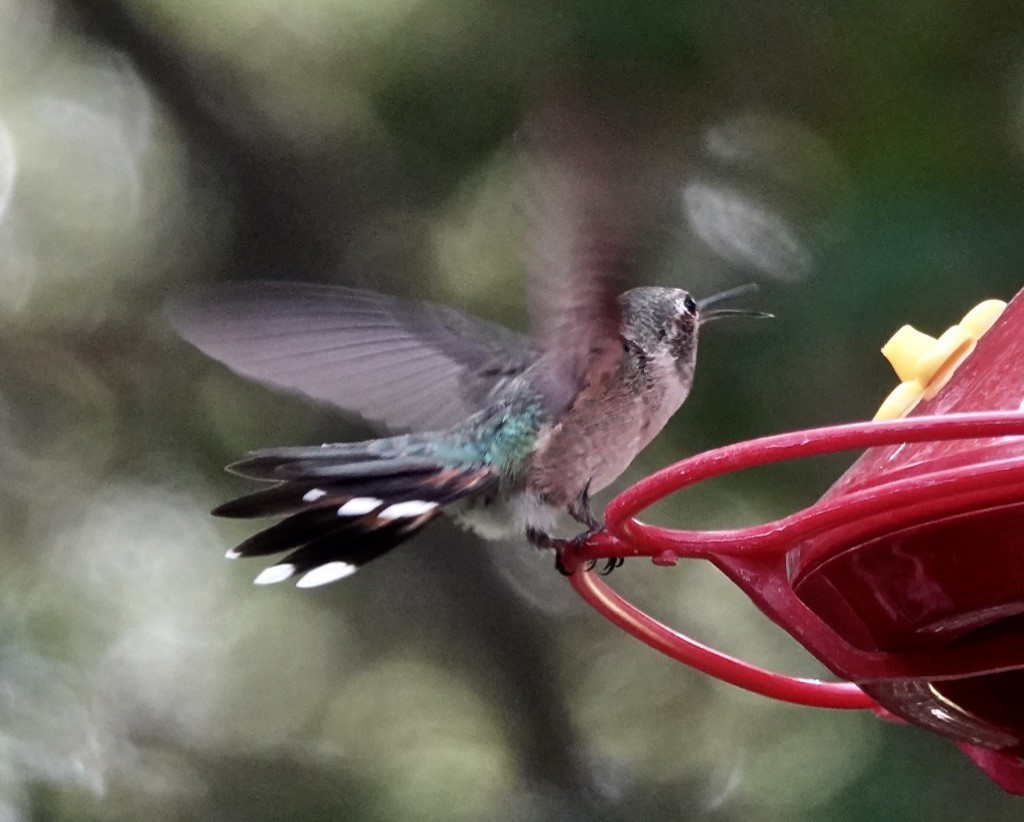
[607,411,1024,555]
[565,412,1024,709]
[568,570,877,709]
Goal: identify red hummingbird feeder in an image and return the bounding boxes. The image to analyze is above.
[567,286,1024,794]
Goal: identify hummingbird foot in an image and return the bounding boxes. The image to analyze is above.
[568,480,603,531]
[599,557,624,575]
[567,481,623,574]
[526,526,570,574]
[526,526,588,575]
[526,522,613,576]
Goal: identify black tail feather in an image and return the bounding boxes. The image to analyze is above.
[270,515,433,584]
[229,508,360,558]
[214,472,444,518]
[228,454,440,480]
[213,484,349,519]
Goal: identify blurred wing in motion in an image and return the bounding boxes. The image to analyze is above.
[684,113,852,283]
[522,86,656,416]
[169,282,536,433]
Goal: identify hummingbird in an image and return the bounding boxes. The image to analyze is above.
[170,93,771,588]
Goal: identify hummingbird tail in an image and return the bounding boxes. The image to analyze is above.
[214,443,497,588]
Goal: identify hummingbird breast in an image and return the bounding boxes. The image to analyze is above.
[525,348,693,508]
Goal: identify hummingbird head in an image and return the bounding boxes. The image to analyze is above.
[620,283,771,377]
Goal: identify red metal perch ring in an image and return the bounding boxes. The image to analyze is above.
[565,411,1024,710]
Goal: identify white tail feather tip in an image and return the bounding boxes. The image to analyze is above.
[378,500,439,520]
[337,497,383,516]
[253,563,295,585]
[296,562,357,588]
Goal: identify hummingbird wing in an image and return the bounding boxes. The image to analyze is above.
[523,87,651,416]
[169,282,536,433]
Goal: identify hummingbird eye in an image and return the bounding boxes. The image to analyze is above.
[683,294,697,314]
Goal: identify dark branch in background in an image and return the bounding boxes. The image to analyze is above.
[423,546,590,793]
[52,0,401,281]
[54,0,591,799]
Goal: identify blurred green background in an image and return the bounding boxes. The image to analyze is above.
[1,0,1023,819]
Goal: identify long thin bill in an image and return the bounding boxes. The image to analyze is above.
[696,282,759,310]
[701,307,774,322]
[697,283,773,323]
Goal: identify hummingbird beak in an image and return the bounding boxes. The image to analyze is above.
[697,283,773,324]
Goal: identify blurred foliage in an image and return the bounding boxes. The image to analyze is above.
[0,0,1022,819]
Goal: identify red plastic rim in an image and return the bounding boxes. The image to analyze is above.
[565,412,1024,709]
